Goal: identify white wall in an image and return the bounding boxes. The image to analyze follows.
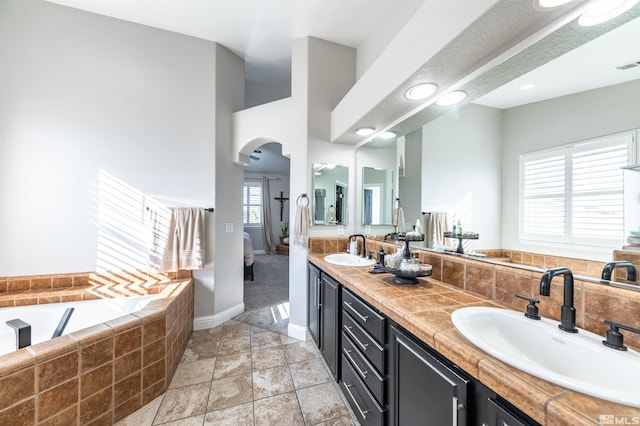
[421,104,503,251]
[0,0,217,278]
[501,79,640,260]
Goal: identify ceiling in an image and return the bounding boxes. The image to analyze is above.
[44,0,422,86]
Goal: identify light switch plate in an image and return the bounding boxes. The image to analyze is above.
[225,222,234,233]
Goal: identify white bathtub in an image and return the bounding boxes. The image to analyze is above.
[0,295,155,356]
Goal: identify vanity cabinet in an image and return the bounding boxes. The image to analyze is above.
[340,287,386,426]
[388,323,470,426]
[308,263,321,344]
[309,262,540,426]
[307,263,340,379]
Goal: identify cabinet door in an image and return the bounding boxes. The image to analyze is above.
[308,263,321,346]
[321,274,340,379]
[389,324,470,426]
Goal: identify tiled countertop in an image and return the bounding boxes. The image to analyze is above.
[309,254,640,425]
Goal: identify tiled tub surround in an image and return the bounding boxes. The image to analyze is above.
[0,275,194,425]
[309,237,640,424]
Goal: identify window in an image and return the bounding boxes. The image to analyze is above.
[520,131,636,247]
[243,179,262,226]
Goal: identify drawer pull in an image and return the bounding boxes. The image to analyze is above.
[343,348,368,379]
[344,383,369,420]
[344,301,369,322]
[344,325,369,351]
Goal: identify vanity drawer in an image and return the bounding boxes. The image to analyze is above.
[342,287,385,343]
[342,331,384,405]
[341,354,384,426]
[342,311,385,374]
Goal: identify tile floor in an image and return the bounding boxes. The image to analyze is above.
[116,320,359,425]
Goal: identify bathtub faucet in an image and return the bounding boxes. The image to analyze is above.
[6,318,31,350]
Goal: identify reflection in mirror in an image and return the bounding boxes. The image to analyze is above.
[362,167,394,225]
[313,163,348,225]
[355,6,640,286]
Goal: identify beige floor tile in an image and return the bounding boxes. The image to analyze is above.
[253,392,305,426]
[251,346,287,371]
[217,335,251,355]
[153,382,210,424]
[296,382,350,425]
[220,321,251,340]
[190,328,221,343]
[289,357,332,389]
[213,352,252,379]
[114,395,163,426]
[207,373,253,412]
[283,340,320,363]
[204,402,254,425]
[182,339,219,362]
[252,366,295,400]
[251,331,283,350]
[154,414,205,426]
[316,415,358,426]
[169,358,216,389]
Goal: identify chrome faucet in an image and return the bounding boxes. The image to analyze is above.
[348,234,367,258]
[539,267,578,333]
[601,261,637,282]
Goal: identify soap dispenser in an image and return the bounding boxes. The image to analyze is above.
[377,248,385,265]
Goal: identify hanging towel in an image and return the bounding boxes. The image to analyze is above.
[149,207,205,272]
[428,211,449,248]
[293,203,311,248]
[392,207,405,233]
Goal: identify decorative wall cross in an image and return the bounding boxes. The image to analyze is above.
[274,191,289,221]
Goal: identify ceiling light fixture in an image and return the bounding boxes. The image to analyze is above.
[578,0,639,26]
[537,0,573,8]
[404,83,438,100]
[379,131,396,139]
[519,83,536,90]
[435,90,467,106]
[355,127,375,136]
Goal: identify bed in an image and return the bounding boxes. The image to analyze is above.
[244,232,255,281]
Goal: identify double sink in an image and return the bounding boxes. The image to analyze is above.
[324,252,640,408]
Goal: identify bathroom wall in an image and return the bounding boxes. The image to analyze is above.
[0,0,244,326]
[502,79,640,260]
[420,103,503,250]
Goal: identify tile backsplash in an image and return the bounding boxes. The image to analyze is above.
[309,237,640,350]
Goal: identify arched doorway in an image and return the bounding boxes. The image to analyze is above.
[234,142,291,334]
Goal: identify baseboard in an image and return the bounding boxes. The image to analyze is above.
[287,322,308,341]
[193,302,245,330]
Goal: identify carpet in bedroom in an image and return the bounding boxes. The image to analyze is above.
[233,253,290,335]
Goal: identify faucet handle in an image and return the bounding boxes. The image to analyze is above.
[603,320,640,351]
[515,294,541,320]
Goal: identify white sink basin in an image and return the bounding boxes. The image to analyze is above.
[324,253,376,267]
[451,307,640,407]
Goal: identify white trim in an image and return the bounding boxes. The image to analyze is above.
[193,303,245,330]
[287,322,308,341]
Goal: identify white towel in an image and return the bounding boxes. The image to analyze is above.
[428,212,449,248]
[149,207,205,272]
[393,207,405,233]
[293,203,311,248]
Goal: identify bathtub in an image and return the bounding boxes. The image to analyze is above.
[0,294,155,356]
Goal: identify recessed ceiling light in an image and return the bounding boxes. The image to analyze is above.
[379,131,396,139]
[519,83,536,90]
[537,0,573,7]
[404,83,438,100]
[578,0,639,26]
[355,127,375,136]
[435,91,467,106]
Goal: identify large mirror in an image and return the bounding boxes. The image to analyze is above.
[357,5,640,285]
[313,163,348,225]
[362,167,394,225]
